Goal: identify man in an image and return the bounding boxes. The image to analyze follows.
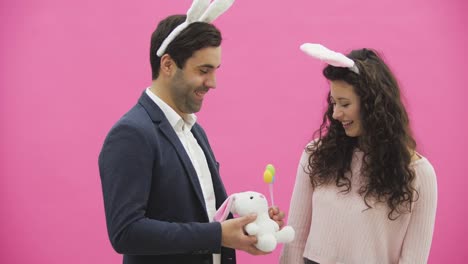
[99,14,284,264]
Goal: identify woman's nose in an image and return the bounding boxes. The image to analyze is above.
[332,108,342,120]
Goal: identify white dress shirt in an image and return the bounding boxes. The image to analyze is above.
[146,88,220,264]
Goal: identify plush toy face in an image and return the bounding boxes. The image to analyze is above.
[232,191,269,216]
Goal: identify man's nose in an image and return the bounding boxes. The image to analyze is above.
[204,74,217,89]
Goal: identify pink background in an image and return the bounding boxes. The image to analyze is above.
[1,0,467,263]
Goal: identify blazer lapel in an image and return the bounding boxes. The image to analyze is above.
[138,92,208,216]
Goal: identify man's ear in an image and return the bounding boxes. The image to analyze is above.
[160,54,175,76]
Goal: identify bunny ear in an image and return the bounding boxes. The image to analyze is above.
[157,0,209,56]
[199,0,235,23]
[214,194,236,222]
[300,43,359,74]
[186,0,210,22]
[156,0,235,57]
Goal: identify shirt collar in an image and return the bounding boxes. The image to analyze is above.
[145,88,197,131]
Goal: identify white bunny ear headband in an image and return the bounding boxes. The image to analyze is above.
[156,0,235,57]
[300,43,360,74]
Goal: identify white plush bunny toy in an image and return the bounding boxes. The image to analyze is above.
[214,191,295,252]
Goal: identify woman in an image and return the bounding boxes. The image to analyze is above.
[280,46,437,264]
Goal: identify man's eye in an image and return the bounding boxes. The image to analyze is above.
[200,69,208,74]
[342,104,350,107]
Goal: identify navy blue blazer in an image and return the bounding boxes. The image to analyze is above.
[99,91,236,264]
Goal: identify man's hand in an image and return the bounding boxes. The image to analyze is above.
[269,206,285,228]
[221,214,269,255]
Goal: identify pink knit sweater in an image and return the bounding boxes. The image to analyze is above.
[280,145,437,264]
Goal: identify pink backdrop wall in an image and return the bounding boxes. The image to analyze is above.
[1,0,467,263]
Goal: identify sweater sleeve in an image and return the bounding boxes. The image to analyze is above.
[280,145,314,264]
[399,159,438,263]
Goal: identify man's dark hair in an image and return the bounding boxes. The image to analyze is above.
[150,15,222,80]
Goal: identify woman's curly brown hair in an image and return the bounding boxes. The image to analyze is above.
[307,48,418,220]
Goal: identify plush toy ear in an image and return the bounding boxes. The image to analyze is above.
[214,194,236,222]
